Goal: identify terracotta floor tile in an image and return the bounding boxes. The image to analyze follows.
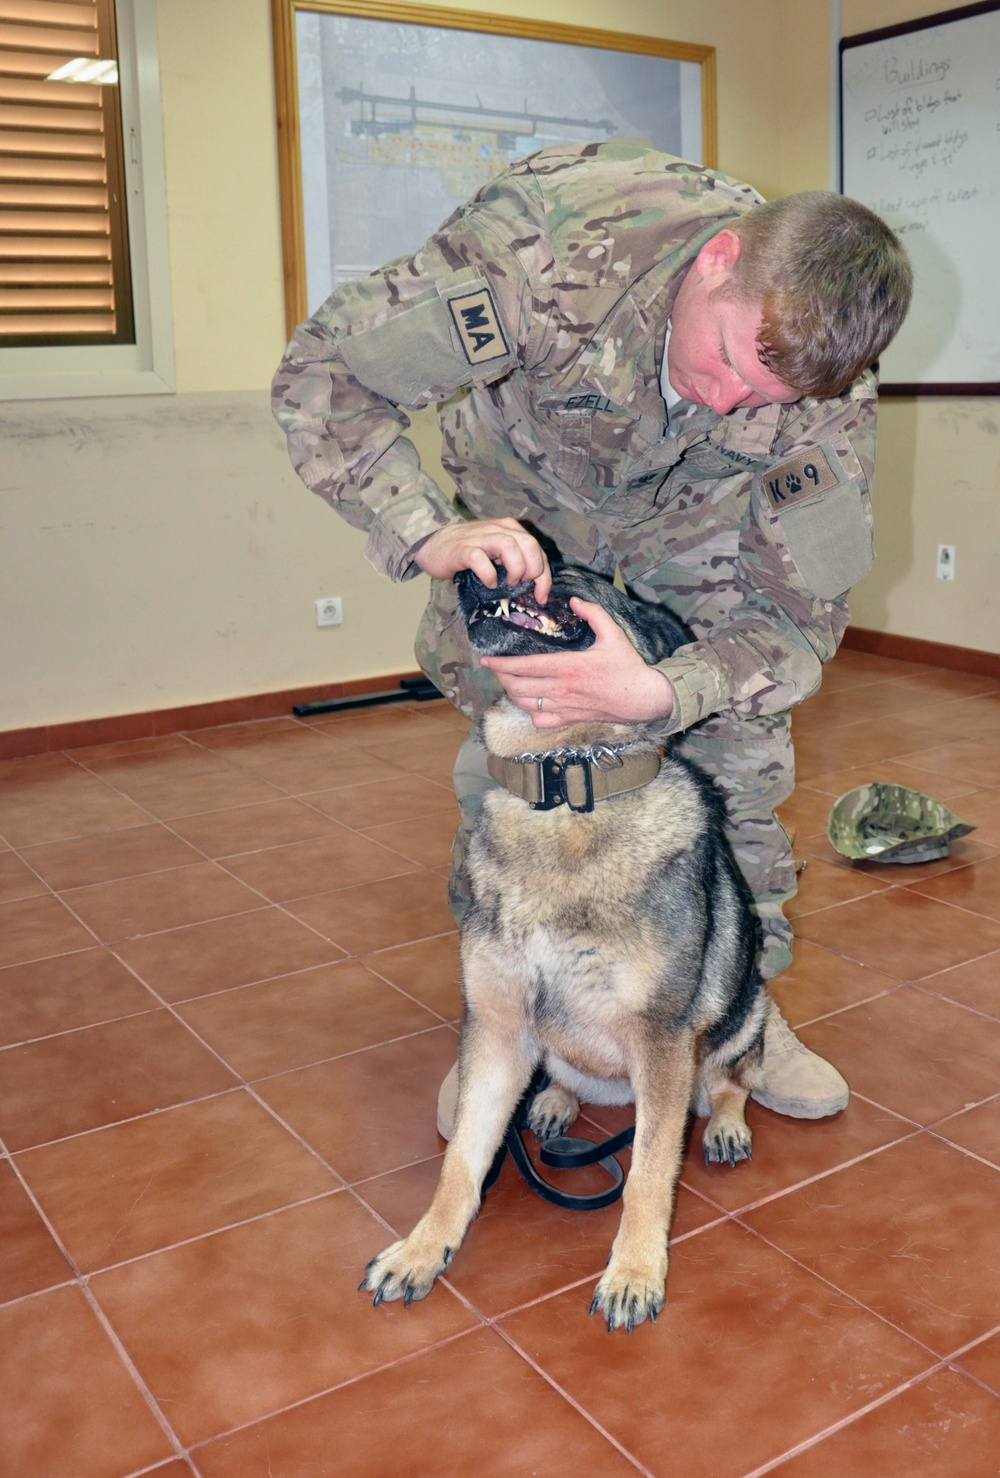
[0,769,150,847]
[305,773,454,829]
[316,707,456,750]
[187,720,348,767]
[953,787,1000,848]
[793,888,1000,979]
[90,1194,479,1447]
[194,1325,637,1478]
[900,739,1000,790]
[0,1284,175,1477]
[0,893,96,968]
[21,823,204,891]
[0,1159,72,1303]
[0,848,46,902]
[0,948,157,1047]
[359,729,465,775]
[358,1142,719,1323]
[745,1135,1000,1356]
[794,986,1000,1125]
[362,932,463,1019]
[0,1011,237,1150]
[679,1094,914,1214]
[933,1096,1000,1171]
[61,862,263,944]
[786,856,891,917]
[792,716,943,783]
[888,669,1000,701]
[177,961,440,1079]
[777,785,837,840]
[286,869,454,954]
[167,798,342,857]
[113,907,345,1002]
[500,1219,932,1478]
[72,733,228,775]
[361,809,460,866]
[218,828,416,903]
[768,938,900,1027]
[956,1327,1000,1396]
[222,746,400,796]
[818,650,923,692]
[122,767,286,819]
[805,757,982,802]
[17,1090,336,1271]
[905,692,1000,741]
[907,854,1000,921]
[920,949,1000,1018]
[255,1028,458,1182]
[769,1368,1000,1477]
[797,680,938,730]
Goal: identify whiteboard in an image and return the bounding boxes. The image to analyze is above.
[840,2,1000,393]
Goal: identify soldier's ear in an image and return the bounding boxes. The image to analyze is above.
[694,229,742,281]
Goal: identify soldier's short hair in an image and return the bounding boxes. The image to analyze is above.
[724,192,913,398]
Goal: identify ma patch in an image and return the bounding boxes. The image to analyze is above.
[447,285,510,366]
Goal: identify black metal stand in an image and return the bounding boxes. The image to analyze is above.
[293,675,444,717]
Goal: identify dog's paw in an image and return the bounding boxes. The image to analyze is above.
[702,1113,753,1168]
[358,1237,453,1309]
[527,1083,579,1140]
[589,1258,666,1333]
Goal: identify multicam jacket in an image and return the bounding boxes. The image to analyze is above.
[272,140,878,734]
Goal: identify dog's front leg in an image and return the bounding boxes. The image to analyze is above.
[590,1031,695,1333]
[360,1012,535,1308]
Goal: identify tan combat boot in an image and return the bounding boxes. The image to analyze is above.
[749,997,849,1118]
[437,1060,459,1140]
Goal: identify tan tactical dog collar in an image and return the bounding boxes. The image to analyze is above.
[486,748,661,814]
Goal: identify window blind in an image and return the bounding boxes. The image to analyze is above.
[0,0,133,346]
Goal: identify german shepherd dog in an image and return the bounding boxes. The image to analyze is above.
[360,565,766,1331]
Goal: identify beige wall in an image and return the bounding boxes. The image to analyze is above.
[1,0,995,733]
[839,0,1000,648]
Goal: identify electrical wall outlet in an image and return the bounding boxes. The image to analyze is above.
[936,545,956,581]
[315,596,343,626]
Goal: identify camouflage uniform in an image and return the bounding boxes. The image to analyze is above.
[273,141,878,979]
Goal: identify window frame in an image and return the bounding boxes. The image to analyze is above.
[0,0,174,399]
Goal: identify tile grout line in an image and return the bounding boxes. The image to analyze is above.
[0,1149,191,1465]
[730,1213,964,1367]
[489,1319,655,1477]
[738,1361,953,1478]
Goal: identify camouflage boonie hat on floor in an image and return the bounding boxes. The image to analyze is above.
[827,783,975,864]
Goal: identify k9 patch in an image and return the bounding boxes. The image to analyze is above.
[447,285,510,366]
[763,448,839,511]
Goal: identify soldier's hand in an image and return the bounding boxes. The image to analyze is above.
[480,598,676,728]
[413,519,551,603]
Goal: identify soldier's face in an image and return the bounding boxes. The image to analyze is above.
[667,232,801,415]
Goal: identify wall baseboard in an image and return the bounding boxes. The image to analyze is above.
[841,627,1000,679]
[0,671,427,762]
[5,630,997,763]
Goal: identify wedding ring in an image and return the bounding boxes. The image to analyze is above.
[536,696,543,711]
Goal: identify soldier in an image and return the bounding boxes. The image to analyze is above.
[273,140,912,1133]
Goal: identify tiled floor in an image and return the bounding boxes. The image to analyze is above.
[2,649,1000,1476]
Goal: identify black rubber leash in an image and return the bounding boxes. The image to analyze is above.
[480,1073,635,1211]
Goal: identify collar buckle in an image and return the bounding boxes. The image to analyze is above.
[529,755,595,814]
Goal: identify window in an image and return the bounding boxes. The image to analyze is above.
[0,0,173,398]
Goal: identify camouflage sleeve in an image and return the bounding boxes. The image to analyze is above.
[655,384,878,733]
[271,180,545,581]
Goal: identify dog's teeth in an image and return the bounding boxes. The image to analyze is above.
[498,598,510,617]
